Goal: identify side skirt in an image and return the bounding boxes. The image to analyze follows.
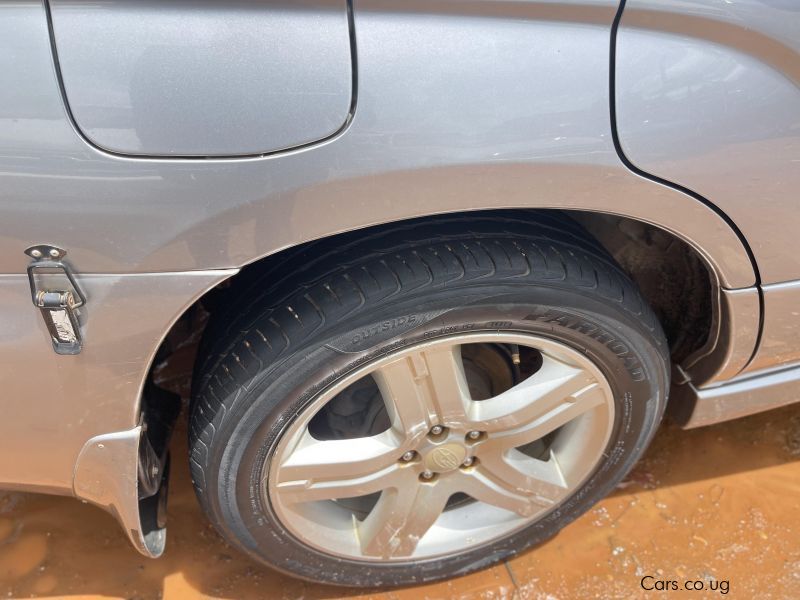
[671,363,800,429]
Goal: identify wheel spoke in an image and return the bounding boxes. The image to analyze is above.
[468,355,598,433]
[373,357,431,437]
[454,470,552,517]
[373,344,471,434]
[274,430,405,503]
[486,381,607,450]
[357,480,451,558]
[476,449,568,507]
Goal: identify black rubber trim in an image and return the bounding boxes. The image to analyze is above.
[43,0,359,161]
[609,0,765,371]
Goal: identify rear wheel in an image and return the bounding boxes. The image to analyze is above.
[190,214,669,586]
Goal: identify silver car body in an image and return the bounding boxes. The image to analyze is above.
[0,0,797,557]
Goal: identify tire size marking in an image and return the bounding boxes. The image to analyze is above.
[423,323,476,338]
[485,321,513,329]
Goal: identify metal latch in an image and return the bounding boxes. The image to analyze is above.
[25,245,86,355]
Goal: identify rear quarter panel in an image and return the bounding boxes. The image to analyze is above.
[0,0,757,499]
[616,0,800,285]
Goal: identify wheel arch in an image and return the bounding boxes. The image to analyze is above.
[105,205,759,559]
[146,207,752,413]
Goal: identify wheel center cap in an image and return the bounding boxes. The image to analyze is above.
[423,443,467,473]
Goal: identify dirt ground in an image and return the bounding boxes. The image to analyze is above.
[2,404,800,600]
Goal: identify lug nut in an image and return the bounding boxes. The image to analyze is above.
[467,430,481,440]
[401,451,416,462]
[462,457,474,467]
[421,470,434,480]
[430,425,444,435]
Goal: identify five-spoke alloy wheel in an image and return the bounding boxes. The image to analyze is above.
[190,214,669,586]
[269,333,615,561]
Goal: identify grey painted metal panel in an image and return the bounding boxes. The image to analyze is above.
[0,269,234,494]
[672,363,800,429]
[0,0,755,290]
[616,0,800,285]
[683,287,760,386]
[674,278,800,426]
[48,0,353,157]
[72,426,159,556]
[741,280,800,375]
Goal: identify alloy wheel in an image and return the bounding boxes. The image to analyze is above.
[267,332,615,561]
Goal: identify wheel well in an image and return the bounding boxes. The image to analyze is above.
[146,208,714,403]
[570,211,713,363]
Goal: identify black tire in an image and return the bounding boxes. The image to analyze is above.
[189,212,669,587]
